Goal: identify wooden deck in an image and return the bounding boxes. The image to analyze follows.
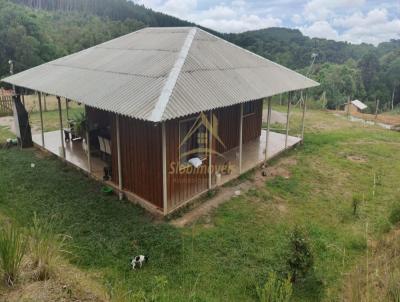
[217,130,301,184]
[32,131,107,180]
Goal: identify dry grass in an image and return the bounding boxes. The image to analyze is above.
[343,229,400,302]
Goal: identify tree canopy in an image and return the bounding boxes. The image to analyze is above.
[1,0,399,112]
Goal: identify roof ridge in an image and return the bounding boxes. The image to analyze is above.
[148,28,197,122]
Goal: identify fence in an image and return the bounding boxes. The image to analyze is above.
[0,96,13,116]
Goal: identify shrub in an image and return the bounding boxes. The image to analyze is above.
[29,213,71,280]
[352,194,362,217]
[256,272,292,302]
[0,224,27,286]
[389,204,400,225]
[286,226,314,283]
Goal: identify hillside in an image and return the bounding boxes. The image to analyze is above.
[0,0,399,110]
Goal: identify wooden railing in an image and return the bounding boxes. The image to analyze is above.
[0,96,13,116]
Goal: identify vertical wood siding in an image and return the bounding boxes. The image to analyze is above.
[165,99,263,209]
[87,99,262,212]
[166,117,208,210]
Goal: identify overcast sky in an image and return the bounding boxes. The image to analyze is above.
[134,0,400,45]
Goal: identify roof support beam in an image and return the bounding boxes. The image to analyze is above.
[57,96,65,159]
[116,115,123,200]
[285,93,291,149]
[65,98,69,121]
[208,111,213,189]
[301,90,307,142]
[239,103,243,174]
[162,122,168,215]
[38,92,45,148]
[265,97,272,162]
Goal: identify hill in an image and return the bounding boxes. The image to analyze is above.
[1,0,399,110]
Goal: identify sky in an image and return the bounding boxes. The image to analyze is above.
[133,0,400,45]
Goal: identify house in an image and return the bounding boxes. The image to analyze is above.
[345,100,368,114]
[1,27,318,215]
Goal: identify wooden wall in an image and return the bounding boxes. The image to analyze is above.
[86,99,262,212]
[165,116,209,210]
[215,99,263,153]
[115,116,163,209]
[166,99,263,209]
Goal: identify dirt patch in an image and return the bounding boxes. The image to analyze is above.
[346,155,368,163]
[0,259,108,302]
[262,109,287,124]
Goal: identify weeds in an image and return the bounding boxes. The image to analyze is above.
[256,271,292,302]
[0,223,27,286]
[29,213,71,280]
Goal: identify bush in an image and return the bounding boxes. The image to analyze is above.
[389,204,400,225]
[257,272,292,302]
[0,224,27,286]
[286,226,314,283]
[29,213,71,280]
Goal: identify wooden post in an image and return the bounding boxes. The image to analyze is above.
[43,94,47,111]
[208,111,213,189]
[239,103,243,174]
[116,115,123,200]
[162,122,168,215]
[57,96,65,159]
[65,98,69,121]
[265,98,272,161]
[285,93,291,149]
[301,91,307,141]
[21,94,25,107]
[375,99,379,119]
[347,96,351,117]
[38,92,45,147]
[86,128,92,173]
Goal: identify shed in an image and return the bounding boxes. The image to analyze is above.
[1,27,318,215]
[345,99,368,113]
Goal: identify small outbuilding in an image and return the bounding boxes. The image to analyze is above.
[2,27,318,215]
[345,100,368,114]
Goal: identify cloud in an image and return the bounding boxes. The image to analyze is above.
[334,9,400,44]
[198,14,282,33]
[299,21,339,40]
[134,0,400,44]
[304,0,366,21]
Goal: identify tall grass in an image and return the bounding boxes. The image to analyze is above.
[29,213,71,280]
[0,224,27,286]
[256,272,292,302]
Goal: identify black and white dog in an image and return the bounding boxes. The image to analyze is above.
[131,255,148,269]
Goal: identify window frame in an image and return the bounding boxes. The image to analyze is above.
[178,116,208,169]
[243,102,256,117]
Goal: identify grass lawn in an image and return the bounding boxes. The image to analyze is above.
[0,108,399,301]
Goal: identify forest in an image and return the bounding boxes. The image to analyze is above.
[0,0,399,111]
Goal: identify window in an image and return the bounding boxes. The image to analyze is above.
[179,118,208,166]
[243,102,255,116]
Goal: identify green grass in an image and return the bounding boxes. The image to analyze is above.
[0,109,399,300]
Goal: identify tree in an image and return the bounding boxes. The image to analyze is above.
[358,52,380,95]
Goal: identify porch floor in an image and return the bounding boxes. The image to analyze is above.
[217,130,301,184]
[32,131,107,180]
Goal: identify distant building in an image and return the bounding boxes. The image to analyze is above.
[345,100,368,114]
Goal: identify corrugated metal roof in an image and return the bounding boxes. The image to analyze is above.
[2,27,319,122]
[351,100,367,110]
